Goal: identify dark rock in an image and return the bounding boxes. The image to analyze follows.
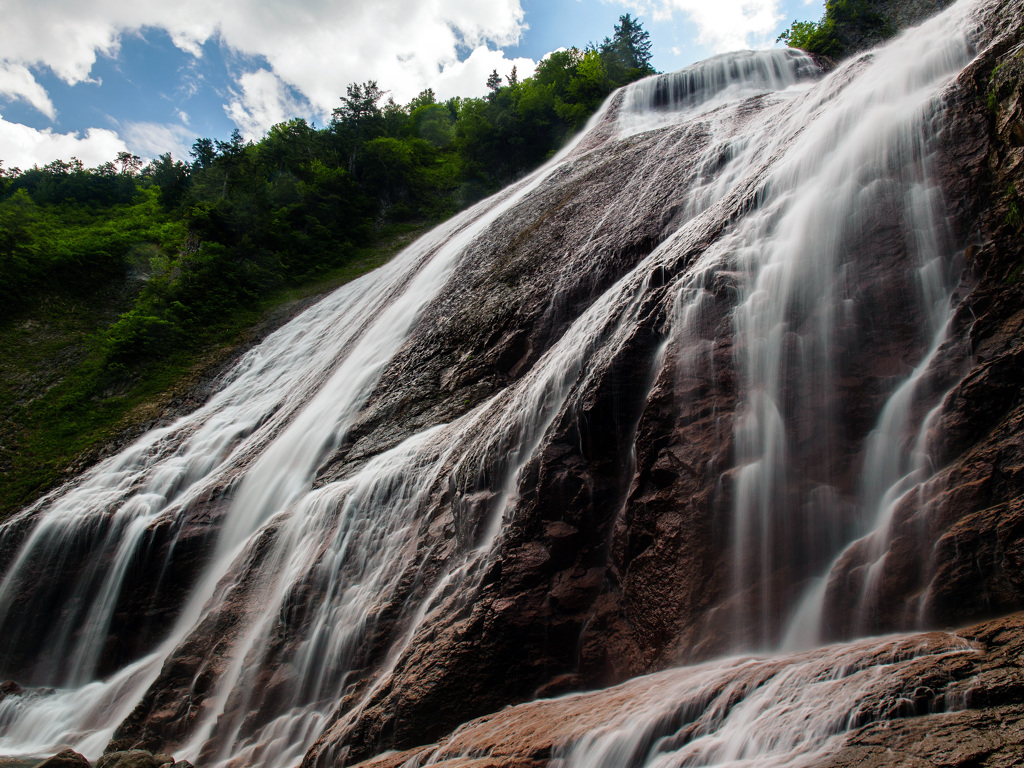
[344,614,1024,768]
[0,680,22,702]
[35,750,90,768]
[5,3,1024,766]
[95,750,166,768]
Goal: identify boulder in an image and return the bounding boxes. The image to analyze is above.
[95,751,170,768]
[35,750,90,768]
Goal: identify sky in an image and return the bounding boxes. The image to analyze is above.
[0,0,824,171]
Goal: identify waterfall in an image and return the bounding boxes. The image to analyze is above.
[0,0,998,765]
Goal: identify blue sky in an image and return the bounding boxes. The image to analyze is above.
[0,0,823,170]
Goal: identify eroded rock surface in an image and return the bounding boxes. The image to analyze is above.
[346,613,1024,768]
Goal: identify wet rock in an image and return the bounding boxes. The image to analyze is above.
[345,614,1024,768]
[0,681,22,702]
[6,3,1024,767]
[36,750,91,768]
[95,750,170,768]
[302,5,1024,761]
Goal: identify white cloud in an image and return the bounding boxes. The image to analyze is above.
[121,120,193,162]
[615,0,784,52]
[433,47,538,101]
[0,63,57,120]
[0,115,126,169]
[0,0,543,165]
[0,1,531,120]
[225,69,309,140]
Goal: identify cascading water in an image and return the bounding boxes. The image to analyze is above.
[724,0,975,649]
[0,0,1005,765]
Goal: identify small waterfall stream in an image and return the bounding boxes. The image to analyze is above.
[0,0,1000,765]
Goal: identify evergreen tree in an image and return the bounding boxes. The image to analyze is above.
[600,14,654,76]
[190,138,216,169]
[408,88,436,110]
[333,81,388,172]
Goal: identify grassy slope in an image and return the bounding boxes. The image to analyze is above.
[0,222,430,520]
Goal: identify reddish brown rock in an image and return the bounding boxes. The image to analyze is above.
[36,750,91,768]
[345,613,1024,768]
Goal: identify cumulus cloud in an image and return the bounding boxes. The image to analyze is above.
[0,0,533,130]
[0,1,544,165]
[121,120,194,162]
[0,63,56,119]
[0,116,126,169]
[433,47,538,101]
[617,0,784,52]
[224,69,311,140]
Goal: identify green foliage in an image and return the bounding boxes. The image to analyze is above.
[986,53,1024,116]
[0,185,184,316]
[778,0,895,59]
[599,13,655,82]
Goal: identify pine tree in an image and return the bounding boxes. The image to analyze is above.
[600,14,654,76]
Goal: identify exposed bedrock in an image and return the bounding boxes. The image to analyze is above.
[345,613,1024,768]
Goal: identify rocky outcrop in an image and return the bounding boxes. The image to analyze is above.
[342,613,1024,768]
[300,2,1024,762]
[95,750,175,768]
[114,2,1024,762]
[817,0,1024,641]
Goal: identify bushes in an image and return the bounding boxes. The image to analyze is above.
[0,187,185,318]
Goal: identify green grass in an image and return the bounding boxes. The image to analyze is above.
[0,220,433,520]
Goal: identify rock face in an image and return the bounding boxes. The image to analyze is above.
[341,612,1024,768]
[1,1,1024,767]
[95,751,173,768]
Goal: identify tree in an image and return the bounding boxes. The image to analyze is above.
[333,81,388,172]
[486,69,502,92]
[214,129,247,159]
[333,81,387,125]
[600,14,654,80]
[508,65,519,87]
[190,138,216,169]
[116,151,143,176]
[408,88,436,111]
[147,153,189,209]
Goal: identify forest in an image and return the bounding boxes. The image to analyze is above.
[0,15,654,517]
